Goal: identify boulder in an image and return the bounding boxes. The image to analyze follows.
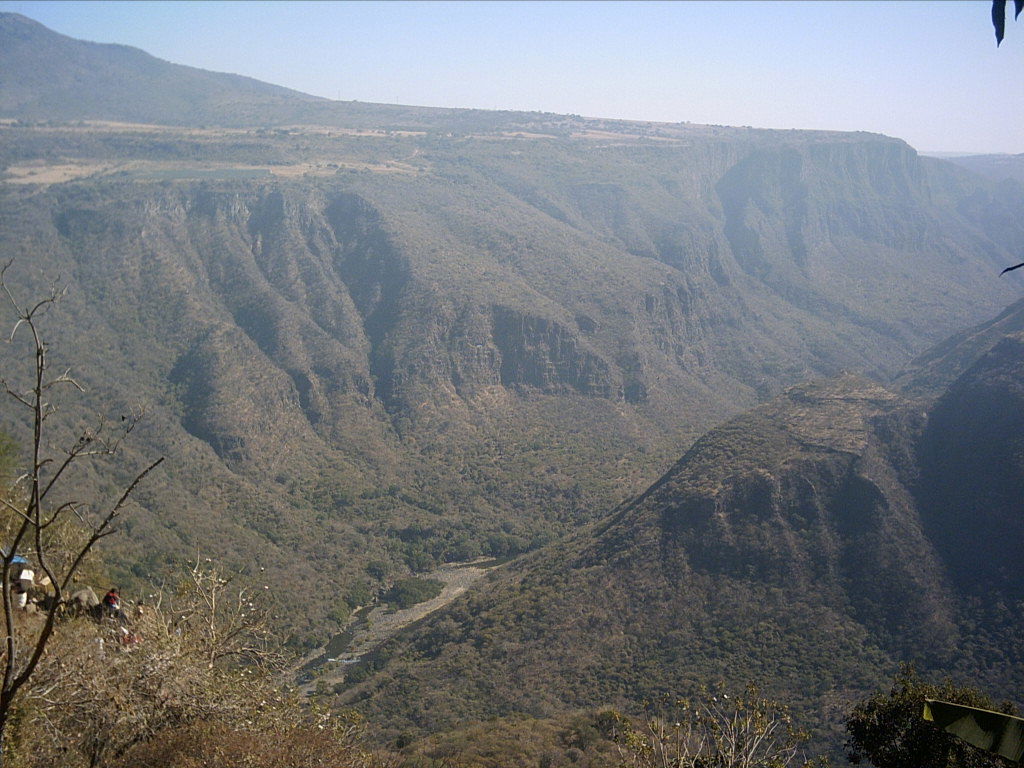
[66,587,101,618]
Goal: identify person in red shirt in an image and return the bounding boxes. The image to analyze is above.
[101,588,123,620]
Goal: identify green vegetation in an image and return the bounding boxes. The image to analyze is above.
[383,577,445,610]
[846,665,1017,768]
[0,267,166,766]
[0,276,387,768]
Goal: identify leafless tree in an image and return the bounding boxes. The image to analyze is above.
[0,261,162,768]
[612,684,822,768]
[174,559,281,672]
[16,562,283,768]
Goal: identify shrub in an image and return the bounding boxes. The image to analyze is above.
[383,578,444,610]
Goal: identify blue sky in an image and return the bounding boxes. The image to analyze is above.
[2,1,1022,153]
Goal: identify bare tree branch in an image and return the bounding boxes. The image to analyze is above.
[0,264,162,767]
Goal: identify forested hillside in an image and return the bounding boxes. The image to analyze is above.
[340,323,1024,751]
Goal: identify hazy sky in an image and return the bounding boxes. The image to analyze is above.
[2,0,1022,153]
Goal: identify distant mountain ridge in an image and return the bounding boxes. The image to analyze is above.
[941,153,1024,184]
[0,10,913,142]
[0,12,324,124]
[0,11,637,132]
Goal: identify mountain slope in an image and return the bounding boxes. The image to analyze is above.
[917,330,1024,594]
[337,378,933,738]
[340,346,1024,748]
[0,12,324,125]
[942,153,1024,184]
[0,11,667,135]
[896,295,1024,397]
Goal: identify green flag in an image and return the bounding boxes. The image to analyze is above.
[923,698,1024,762]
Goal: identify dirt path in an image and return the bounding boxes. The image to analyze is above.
[295,559,500,693]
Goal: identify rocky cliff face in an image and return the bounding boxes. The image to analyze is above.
[490,306,615,397]
[6,134,1020,490]
[4,120,1024,645]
